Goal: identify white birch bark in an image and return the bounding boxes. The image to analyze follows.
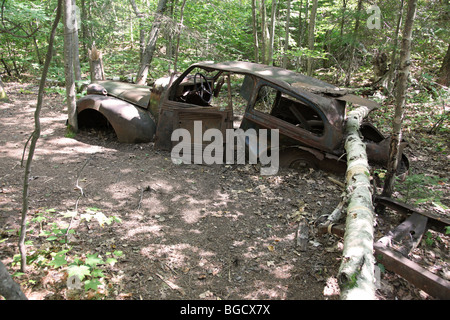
[338,106,376,300]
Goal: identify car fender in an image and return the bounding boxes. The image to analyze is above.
[77,94,156,143]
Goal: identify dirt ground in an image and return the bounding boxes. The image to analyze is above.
[0,80,448,300]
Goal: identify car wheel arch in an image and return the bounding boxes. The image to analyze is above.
[76,95,156,143]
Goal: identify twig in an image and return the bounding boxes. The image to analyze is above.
[155,273,185,295]
[328,176,345,189]
[64,156,93,242]
[137,188,144,210]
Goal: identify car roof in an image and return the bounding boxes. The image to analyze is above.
[191,61,380,110]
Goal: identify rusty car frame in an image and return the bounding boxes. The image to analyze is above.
[76,61,408,175]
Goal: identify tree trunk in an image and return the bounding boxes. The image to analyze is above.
[129,0,146,62]
[438,43,450,86]
[260,0,269,64]
[63,0,78,132]
[71,0,82,82]
[282,0,291,68]
[88,44,105,81]
[382,0,418,198]
[252,0,259,63]
[382,0,404,92]
[80,0,89,60]
[338,106,376,300]
[0,77,8,101]
[19,0,62,273]
[306,0,318,76]
[296,0,306,71]
[340,0,347,37]
[268,0,278,66]
[135,0,168,85]
[0,261,27,300]
[344,0,363,86]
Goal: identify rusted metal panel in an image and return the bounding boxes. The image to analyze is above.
[374,196,450,228]
[374,242,450,300]
[318,223,450,300]
[77,95,155,143]
[93,80,152,110]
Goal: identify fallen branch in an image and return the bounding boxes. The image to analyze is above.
[156,273,185,296]
[338,106,376,300]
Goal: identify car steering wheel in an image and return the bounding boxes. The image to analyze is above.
[193,72,213,105]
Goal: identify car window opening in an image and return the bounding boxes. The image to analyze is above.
[254,85,324,136]
[171,68,251,129]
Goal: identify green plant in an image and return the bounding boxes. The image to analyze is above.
[14,207,123,298]
[67,250,123,292]
[395,173,447,205]
[65,126,77,139]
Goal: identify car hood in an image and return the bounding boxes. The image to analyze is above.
[92,80,152,109]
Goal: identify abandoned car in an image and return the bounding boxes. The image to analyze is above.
[76,61,408,175]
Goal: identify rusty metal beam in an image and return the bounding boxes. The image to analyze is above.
[374,196,450,227]
[374,242,450,300]
[318,223,450,299]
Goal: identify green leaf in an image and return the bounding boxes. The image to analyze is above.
[113,250,123,257]
[85,253,104,267]
[105,257,118,266]
[91,268,105,278]
[48,254,68,268]
[84,279,102,291]
[67,265,91,281]
[13,272,25,277]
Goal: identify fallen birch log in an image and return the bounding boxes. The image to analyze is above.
[338,106,376,300]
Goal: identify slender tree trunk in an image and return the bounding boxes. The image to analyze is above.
[0,77,8,101]
[71,0,82,82]
[172,0,186,76]
[340,0,347,37]
[296,0,305,71]
[260,0,268,64]
[129,0,146,62]
[80,0,87,60]
[19,0,62,273]
[438,43,450,86]
[63,0,78,132]
[268,0,278,66]
[386,0,405,91]
[31,31,43,65]
[135,0,168,85]
[252,0,259,63]
[382,0,418,197]
[307,0,318,76]
[344,0,363,86]
[282,0,291,68]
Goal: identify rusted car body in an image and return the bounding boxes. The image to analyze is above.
[76,61,408,175]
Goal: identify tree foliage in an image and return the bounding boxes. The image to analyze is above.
[0,0,448,86]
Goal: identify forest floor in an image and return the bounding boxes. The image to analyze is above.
[0,80,449,301]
